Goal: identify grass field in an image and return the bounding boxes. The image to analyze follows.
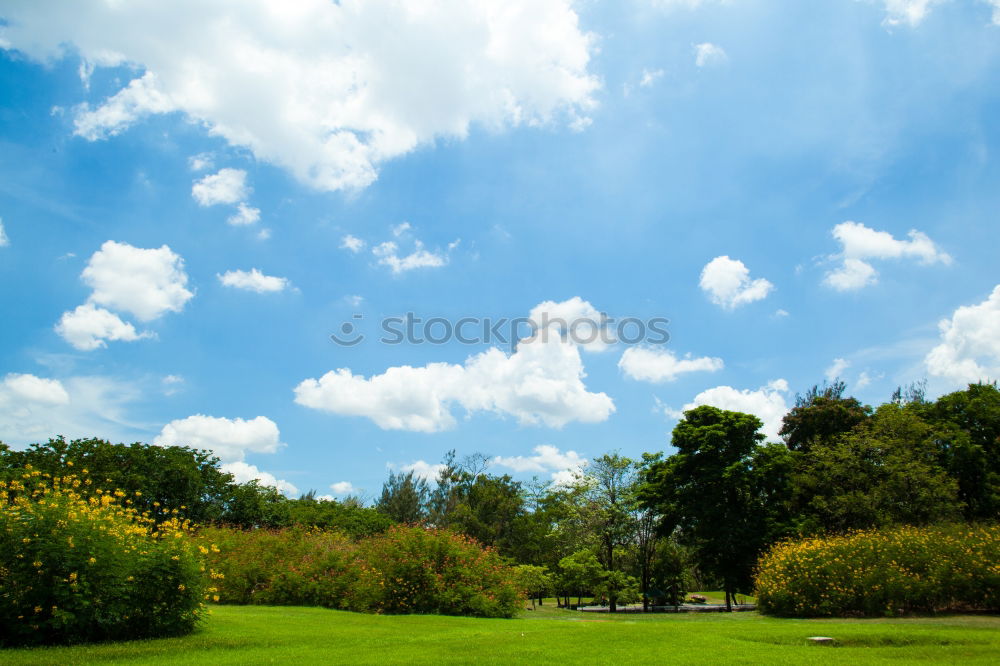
[3,604,999,665]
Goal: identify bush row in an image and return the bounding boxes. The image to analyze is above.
[1,467,209,646]
[755,523,1000,617]
[196,524,522,618]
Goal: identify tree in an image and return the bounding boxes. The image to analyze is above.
[779,381,871,453]
[376,471,429,524]
[512,565,553,609]
[572,453,639,612]
[791,404,961,532]
[557,549,606,607]
[640,406,793,611]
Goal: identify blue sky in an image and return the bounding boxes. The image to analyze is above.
[1,0,999,499]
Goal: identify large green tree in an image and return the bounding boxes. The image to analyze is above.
[779,381,871,453]
[640,406,794,610]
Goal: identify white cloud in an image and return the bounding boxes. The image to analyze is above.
[162,374,184,396]
[0,218,8,246]
[55,303,149,351]
[856,371,875,389]
[882,0,944,27]
[1,373,70,405]
[925,285,1000,385]
[80,240,193,321]
[825,357,850,382]
[0,1,598,192]
[329,481,358,495]
[774,309,790,318]
[0,375,146,446]
[823,221,951,291]
[640,68,664,87]
[397,460,447,483]
[528,296,613,352]
[227,202,261,226]
[191,168,249,207]
[340,235,365,253]
[694,42,728,67]
[373,240,448,274]
[989,0,1000,25]
[619,347,723,383]
[188,152,213,172]
[668,379,790,440]
[218,268,291,293]
[492,444,586,486]
[651,0,730,9]
[154,414,283,463]
[699,255,773,309]
[295,324,614,432]
[221,461,298,497]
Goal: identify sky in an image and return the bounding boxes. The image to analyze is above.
[1,0,999,500]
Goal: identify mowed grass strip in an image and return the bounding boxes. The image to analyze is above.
[2,605,999,665]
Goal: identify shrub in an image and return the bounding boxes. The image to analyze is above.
[0,467,208,646]
[356,526,522,618]
[197,525,522,618]
[195,526,359,608]
[755,524,1000,617]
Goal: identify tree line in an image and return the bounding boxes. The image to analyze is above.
[2,380,997,611]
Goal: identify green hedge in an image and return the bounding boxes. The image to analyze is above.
[1,468,207,646]
[755,524,1000,617]
[197,525,522,618]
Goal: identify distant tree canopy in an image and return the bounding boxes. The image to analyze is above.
[779,381,872,452]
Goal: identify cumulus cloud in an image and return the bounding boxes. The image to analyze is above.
[396,460,447,483]
[373,240,448,274]
[329,481,358,496]
[340,235,365,253]
[694,42,728,67]
[619,347,723,383]
[699,256,773,309]
[667,379,790,440]
[295,299,615,432]
[640,68,664,87]
[528,296,614,352]
[882,0,944,27]
[0,1,598,192]
[218,268,291,293]
[925,285,1000,385]
[154,414,284,463]
[191,168,249,207]
[82,240,194,321]
[55,303,150,351]
[823,221,951,291]
[825,357,850,382]
[221,461,299,497]
[188,152,213,172]
[227,203,261,227]
[0,374,145,445]
[492,444,586,486]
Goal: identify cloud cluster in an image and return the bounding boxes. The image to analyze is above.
[154,414,297,496]
[218,268,291,294]
[925,285,1000,385]
[492,444,587,486]
[294,299,614,432]
[694,42,727,67]
[0,0,598,192]
[619,347,723,383]
[699,255,773,309]
[666,379,790,440]
[823,221,951,291]
[56,241,193,350]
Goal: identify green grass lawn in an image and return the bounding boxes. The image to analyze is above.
[3,604,999,665]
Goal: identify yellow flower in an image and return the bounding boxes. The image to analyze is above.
[88,557,97,565]
[213,595,220,602]
[178,584,186,591]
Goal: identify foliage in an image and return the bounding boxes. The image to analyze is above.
[556,549,605,605]
[756,524,1000,617]
[0,467,208,646]
[377,471,430,524]
[779,381,871,453]
[0,437,232,524]
[197,525,521,618]
[357,526,522,618]
[640,406,794,606]
[285,496,393,538]
[790,404,961,532]
[647,538,692,605]
[512,564,553,607]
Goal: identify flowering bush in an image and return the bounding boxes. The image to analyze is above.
[0,467,209,646]
[197,525,522,618]
[687,594,707,604]
[356,526,522,618]
[755,524,1000,617]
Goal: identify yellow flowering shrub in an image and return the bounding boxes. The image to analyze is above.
[0,467,208,646]
[755,524,1000,617]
